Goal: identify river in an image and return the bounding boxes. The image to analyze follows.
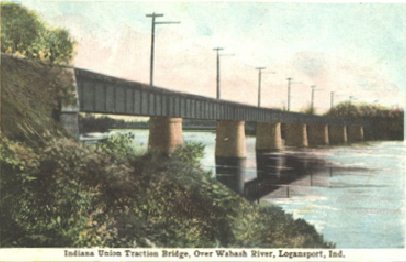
[87,129,405,248]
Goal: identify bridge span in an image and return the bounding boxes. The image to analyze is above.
[75,68,349,124]
[61,67,367,157]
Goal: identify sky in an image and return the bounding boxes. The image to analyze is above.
[18,0,406,113]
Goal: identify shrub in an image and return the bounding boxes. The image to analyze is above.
[1,136,332,248]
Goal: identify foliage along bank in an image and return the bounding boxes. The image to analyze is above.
[0,135,333,248]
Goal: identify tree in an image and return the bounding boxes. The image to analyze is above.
[43,29,74,64]
[1,2,74,64]
[325,101,404,118]
[302,104,315,115]
[1,2,43,55]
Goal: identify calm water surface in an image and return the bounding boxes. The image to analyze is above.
[103,130,405,248]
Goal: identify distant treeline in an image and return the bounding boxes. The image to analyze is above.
[360,116,403,141]
[80,116,148,132]
[80,116,257,134]
[324,102,404,141]
[324,102,403,118]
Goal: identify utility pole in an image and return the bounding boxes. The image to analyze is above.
[330,91,335,109]
[310,85,323,114]
[256,67,266,107]
[286,77,292,111]
[213,47,224,99]
[349,96,356,105]
[146,12,180,87]
[311,85,316,113]
[373,99,379,106]
[213,48,234,99]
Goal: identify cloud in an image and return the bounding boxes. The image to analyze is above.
[293,52,327,78]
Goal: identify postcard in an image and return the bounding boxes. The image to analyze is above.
[1,1,405,261]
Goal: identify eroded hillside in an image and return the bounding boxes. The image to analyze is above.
[1,54,75,145]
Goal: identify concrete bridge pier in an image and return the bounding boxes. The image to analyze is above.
[256,121,284,178]
[215,120,247,159]
[59,68,80,140]
[307,123,329,146]
[215,120,247,195]
[284,122,308,147]
[329,125,347,144]
[148,116,183,154]
[256,122,283,152]
[347,125,364,143]
[60,112,80,140]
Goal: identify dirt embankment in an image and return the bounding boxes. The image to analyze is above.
[1,54,75,146]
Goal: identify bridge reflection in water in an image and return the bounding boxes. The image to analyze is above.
[215,151,333,201]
